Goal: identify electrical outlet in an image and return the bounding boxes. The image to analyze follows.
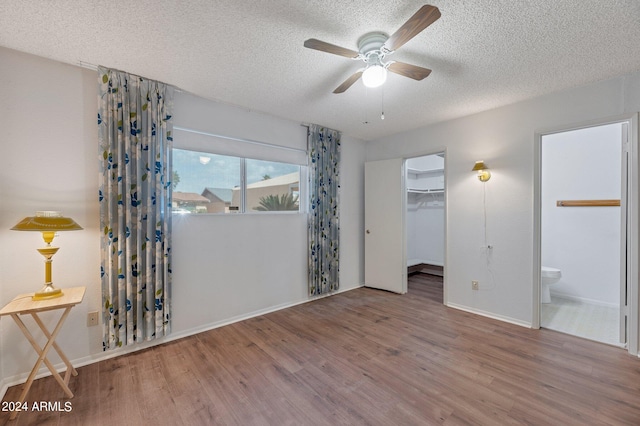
[87,311,99,327]
[472,280,479,290]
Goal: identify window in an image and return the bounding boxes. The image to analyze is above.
[172,149,240,214]
[245,159,300,212]
[172,149,305,214]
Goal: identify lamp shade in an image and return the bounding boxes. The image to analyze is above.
[12,211,83,232]
[471,161,488,172]
[12,211,82,245]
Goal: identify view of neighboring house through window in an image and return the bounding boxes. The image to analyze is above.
[244,159,300,212]
[172,148,303,214]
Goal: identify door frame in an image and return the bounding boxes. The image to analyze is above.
[403,149,448,305]
[533,114,639,355]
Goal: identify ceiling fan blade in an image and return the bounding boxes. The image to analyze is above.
[333,71,363,94]
[383,5,441,52]
[387,61,432,80]
[304,39,360,59]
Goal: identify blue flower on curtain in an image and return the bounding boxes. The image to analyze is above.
[308,124,341,296]
[98,66,174,349]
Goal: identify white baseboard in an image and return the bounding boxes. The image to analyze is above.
[0,284,363,396]
[550,291,619,308]
[407,259,443,267]
[446,302,532,328]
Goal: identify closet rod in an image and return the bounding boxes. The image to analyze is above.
[556,199,620,207]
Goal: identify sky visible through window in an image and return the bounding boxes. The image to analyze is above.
[173,149,299,193]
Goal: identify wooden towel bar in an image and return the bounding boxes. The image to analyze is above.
[556,199,620,207]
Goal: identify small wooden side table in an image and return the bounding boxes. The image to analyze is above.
[0,286,85,420]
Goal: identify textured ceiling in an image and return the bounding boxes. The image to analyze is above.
[2,0,640,141]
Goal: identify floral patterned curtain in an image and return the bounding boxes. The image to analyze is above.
[308,124,341,295]
[98,67,174,349]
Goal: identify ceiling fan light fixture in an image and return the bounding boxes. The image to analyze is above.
[362,64,387,88]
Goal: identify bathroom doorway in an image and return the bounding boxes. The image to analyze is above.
[406,153,445,304]
[539,121,627,346]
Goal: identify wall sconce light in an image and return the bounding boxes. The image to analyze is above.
[11,211,83,300]
[472,160,491,182]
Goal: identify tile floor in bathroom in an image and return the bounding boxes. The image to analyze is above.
[541,296,622,347]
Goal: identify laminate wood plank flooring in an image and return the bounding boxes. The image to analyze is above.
[2,273,640,425]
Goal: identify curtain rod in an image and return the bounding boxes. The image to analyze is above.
[78,60,98,71]
[81,62,314,132]
[77,61,184,92]
[81,62,314,137]
[173,126,307,154]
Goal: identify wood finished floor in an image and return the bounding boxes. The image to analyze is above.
[2,273,640,425]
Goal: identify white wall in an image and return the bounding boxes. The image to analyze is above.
[0,46,366,393]
[0,47,102,388]
[367,71,640,332]
[171,92,366,334]
[541,123,622,305]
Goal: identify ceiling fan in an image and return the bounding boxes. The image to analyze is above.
[304,5,441,94]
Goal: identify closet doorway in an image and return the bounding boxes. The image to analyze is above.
[364,152,446,300]
[406,153,445,303]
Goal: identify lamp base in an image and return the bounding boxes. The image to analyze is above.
[32,284,64,301]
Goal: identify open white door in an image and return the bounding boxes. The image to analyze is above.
[365,158,407,293]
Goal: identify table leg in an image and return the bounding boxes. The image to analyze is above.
[8,307,74,420]
[31,313,78,382]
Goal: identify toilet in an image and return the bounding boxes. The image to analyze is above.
[541,266,562,303]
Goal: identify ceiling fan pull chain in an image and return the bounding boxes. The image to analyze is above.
[362,86,369,125]
[381,88,385,120]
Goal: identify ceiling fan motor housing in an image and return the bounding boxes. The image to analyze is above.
[358,32,389,56]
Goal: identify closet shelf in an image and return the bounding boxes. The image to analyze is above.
[408,188,444,194]
[407,167,444,175]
